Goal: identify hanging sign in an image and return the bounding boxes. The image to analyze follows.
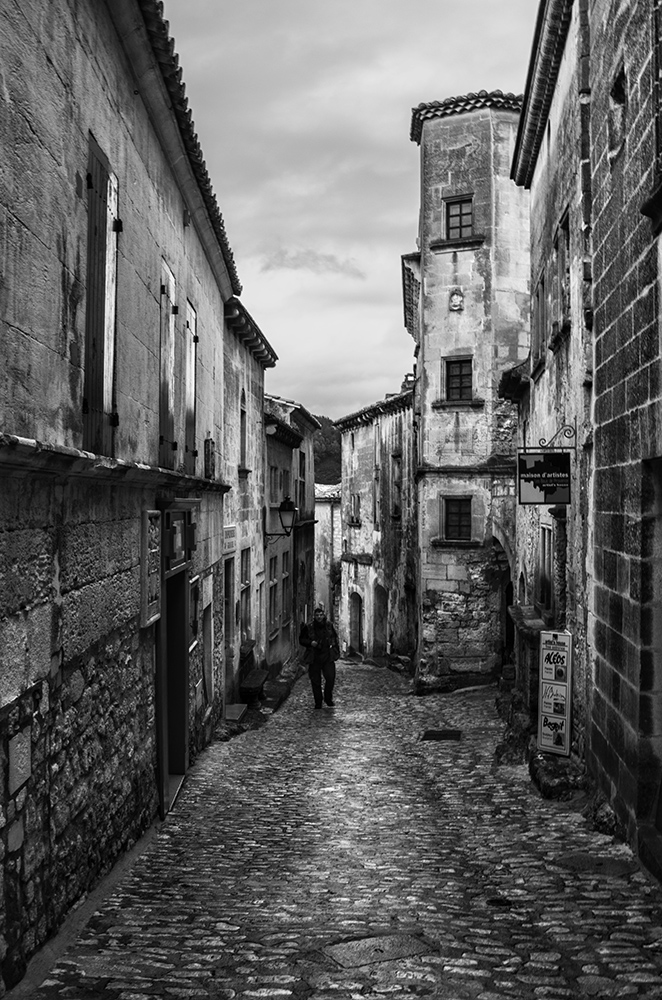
[538,630,572,756]
[518,452,571,504]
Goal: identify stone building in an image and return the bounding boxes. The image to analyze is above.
[335,387,417,659]
[403,91,530,692]
[314,483,342,621]
[501,0,595,760]
[222,300,277,700]
[264,395,320,669]
[0,0,273,987]
[504,0,662,880]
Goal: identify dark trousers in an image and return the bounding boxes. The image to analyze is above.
[309,660,336,707]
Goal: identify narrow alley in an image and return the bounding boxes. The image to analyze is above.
[12,663,662,1000]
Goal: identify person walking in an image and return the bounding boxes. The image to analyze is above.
[299,605,340,709]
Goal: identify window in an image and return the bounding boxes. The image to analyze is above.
[446,358,473,402]
[391,455,402,517]
[83,134,119,456]
[298,452,306,511]
[159,261,177,468]
[281,551,291,622]
[240,389,247,469]
[349,492,361,525]
[184,301,197,474]
[538,525,553,609]
[609,66,627,159]
[446,198,473,240]
[445,498,472,540]
[240,547,251,640]
[373,468,381,526]
[532,273,547,366]
[269,465,279,504]
[224,557,235,647]
[282,468,291,501]
[268,556,279,632]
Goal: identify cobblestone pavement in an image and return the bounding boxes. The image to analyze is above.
[17,662,662,999]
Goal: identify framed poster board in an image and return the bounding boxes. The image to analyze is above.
[537,630,572,756]
[518,452,571,504]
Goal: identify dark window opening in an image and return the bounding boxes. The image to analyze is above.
[447,359,473,401]
[445,498,472,540]
[446,199,473,240]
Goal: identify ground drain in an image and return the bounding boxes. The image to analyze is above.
[554,852,637,877]
[325,934,430,968]
[421,729,462,741]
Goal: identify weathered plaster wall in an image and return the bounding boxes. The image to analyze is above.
[314,495,341,616]
[0,0,227,469]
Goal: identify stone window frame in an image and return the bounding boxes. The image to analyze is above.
[443,496,473,541]
[446,196,474,240]
[432,355,485,410]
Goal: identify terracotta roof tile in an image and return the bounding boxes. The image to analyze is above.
[410,89,523,145]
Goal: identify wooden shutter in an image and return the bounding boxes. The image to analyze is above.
[159,262,176,468]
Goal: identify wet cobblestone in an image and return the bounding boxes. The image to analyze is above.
[13,663,662,998]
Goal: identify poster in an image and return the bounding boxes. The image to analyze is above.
[537,630,572,756]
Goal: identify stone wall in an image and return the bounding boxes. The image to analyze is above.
[589,0,662,840]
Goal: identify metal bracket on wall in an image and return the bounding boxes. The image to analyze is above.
[522,417,577,454]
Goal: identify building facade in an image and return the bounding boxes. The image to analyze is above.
[404,91,530,692]
[314,483,342,621]
[264,395,320,670]
[503,0,595,759]
[505,0,662,880]
[335,388,417,660]
[222,300,277,700]
[0,0,273,988]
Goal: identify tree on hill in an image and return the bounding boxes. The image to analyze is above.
[313,414,341,484]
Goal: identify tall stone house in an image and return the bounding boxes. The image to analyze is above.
[0,0,275,988]
[314,483,342,620]
[222,300,277,700]
[500,0,595,766]
[503,0,662,882]
[264,394,320,669]
[335,386,417,660]
[402,91,530,692]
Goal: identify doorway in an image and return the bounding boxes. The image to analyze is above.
[373,584,388,656]
[349,592,363,655]
[156,568,190,816]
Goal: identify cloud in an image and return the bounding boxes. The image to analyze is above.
[260,247,366,279]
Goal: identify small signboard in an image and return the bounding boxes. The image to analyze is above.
[223,524,237,553]
[518,451,571,504]
[538,630,572,757]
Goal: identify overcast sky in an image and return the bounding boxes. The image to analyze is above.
[163,0,539,420]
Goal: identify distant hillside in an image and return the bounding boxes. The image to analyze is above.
[313,414,341,485]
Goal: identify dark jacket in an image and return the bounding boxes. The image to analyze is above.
[299,618,339,666]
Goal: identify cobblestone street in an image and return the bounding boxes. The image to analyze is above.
[14,661,662,1000]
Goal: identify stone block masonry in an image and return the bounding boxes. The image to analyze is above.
[0,624,158,989]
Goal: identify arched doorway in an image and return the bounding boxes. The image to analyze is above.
[373,584,388,656]
[349,592,363,655]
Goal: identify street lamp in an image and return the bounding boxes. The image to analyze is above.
[265,496,298,539]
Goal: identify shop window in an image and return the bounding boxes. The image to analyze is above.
[538,525,553,610]
[444,498,472,540]
[83,134,119,456]
[446,197,473,240]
